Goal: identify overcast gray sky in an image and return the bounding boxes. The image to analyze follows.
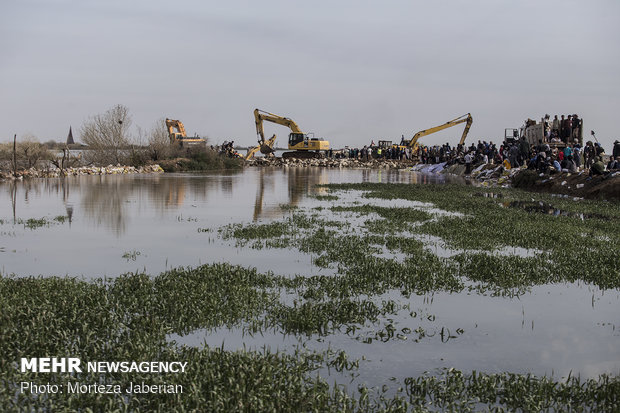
[2,0,619,151]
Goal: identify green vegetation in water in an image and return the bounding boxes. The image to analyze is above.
[22,218,49,229]
[122,250,142,261]
[2,268,618,412]
[0,269,354,412]
[403,368,619,412]
[219,185,620,295]
[311,194,339,201]
[279,203,299,211]
[9,216,71,230]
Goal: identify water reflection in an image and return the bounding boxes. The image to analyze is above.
[2,167,467,233]
[10,181,16,223]
[0,167,468,277]
[252,168,329,220]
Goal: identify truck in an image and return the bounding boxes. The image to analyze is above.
[505,115,583,148]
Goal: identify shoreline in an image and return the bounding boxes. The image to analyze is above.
[2,158,618,202]
[0,164,164,180]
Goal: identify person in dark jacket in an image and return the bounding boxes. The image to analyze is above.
[519,136,530,162]
[613,140,620,158]
[590,157,606,176]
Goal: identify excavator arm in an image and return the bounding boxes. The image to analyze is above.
[165,118,187,142]
[408,113,473,148]
[254,108,303,143]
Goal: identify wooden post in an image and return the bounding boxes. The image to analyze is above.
[13,134,17,177]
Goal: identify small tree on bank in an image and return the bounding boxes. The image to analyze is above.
[80,104,133,165]
[147,118,174,161]
[0,134,52,171]
[17,134,52,168]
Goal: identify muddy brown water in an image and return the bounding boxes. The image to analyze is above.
[1,167,618,388]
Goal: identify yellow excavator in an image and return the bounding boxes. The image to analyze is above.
[402,113,473,152]
[165,118,206,147]
[253,108,329,159]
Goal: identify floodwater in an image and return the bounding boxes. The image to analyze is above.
[0,167,461,278]
[1,167,618,386]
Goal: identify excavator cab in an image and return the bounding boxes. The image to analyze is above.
[289,132,307,147]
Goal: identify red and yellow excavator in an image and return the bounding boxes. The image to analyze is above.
[253,108,329,159]
[165,118,206,147]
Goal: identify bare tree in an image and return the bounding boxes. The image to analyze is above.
[0,142,12,171]
[147,118,176,160]
[0,135,53,172]
[17,134,52,168]
[80,104,133,165]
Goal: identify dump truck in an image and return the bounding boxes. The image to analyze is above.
[505,115,583,148]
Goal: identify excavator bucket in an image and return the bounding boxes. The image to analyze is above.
[260,144,275,155]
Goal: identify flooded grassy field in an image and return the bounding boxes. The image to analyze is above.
[1,167,618,411]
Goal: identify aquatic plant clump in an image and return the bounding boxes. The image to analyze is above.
[404,369,620,412]
[321,182,620,291]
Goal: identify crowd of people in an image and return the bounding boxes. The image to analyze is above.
[328,137,620,176]
[434,137,620,176]
[533,113,582,144]
[330,144,414,161]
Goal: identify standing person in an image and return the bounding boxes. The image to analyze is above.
[509,144,520,168]
[543,116,550,139]
[572,115,581,141]
[560,115,570,143]
[551,115,560,138]
[613,140,620,159]
[584,141,595,169]
[464,151,473,174]
[519,136,530,163]
[572,141,582,169]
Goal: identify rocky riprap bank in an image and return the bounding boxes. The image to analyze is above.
[1,164,164,180]
[246,157,414,169]
[412,161,520,185]
[412,161,620,201]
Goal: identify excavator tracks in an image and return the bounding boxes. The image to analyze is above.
[282,151,324,160]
